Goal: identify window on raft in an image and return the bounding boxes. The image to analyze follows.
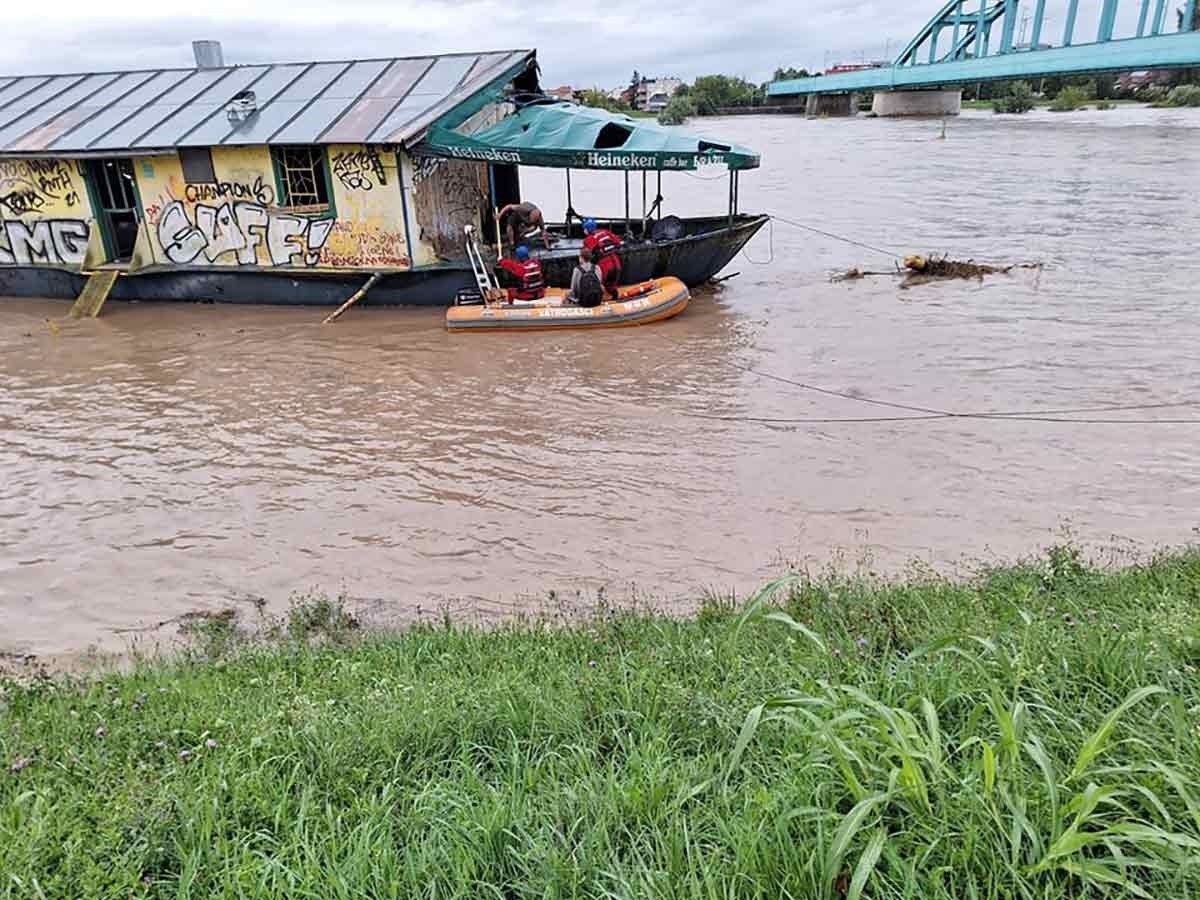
[270,146,331,212]
[179,148,216,183]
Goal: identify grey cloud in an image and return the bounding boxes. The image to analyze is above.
[2,1,942,85]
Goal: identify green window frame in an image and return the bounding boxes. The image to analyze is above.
[269,146,335,216]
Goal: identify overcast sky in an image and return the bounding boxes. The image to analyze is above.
[3,0,1139,86]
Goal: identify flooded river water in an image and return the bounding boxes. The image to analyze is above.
[3,108,1200,658]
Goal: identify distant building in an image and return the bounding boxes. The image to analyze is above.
[645,91,672,112]
[633,77,682,111]
[1117,70,1172,91]
[548,85,575,101]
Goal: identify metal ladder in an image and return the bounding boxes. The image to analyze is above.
[460,226,496,304]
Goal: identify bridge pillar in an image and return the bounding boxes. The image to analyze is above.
[805,93,860,117]
[871,89,962,117]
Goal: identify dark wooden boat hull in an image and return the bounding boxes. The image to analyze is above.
[0,215,767,308]
[536,214,768,289]
[0,265,477,309]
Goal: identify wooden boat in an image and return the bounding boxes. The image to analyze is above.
[446,277,689,332]
[0,52,765,312]
[535,214,768,290]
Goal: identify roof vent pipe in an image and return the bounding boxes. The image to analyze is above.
[193,40,224,68]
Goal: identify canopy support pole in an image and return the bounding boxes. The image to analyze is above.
[641,171,648,238]
[728,170,734,228]
[624,171,631,237]
[565,169,574,238]
[487,165,498,247]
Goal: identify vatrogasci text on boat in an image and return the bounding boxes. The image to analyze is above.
[0,41,766,312]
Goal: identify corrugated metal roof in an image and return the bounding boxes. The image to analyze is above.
[0,49,533,155]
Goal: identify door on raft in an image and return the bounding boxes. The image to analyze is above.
[85,158,141,262]
[483,164,521,245]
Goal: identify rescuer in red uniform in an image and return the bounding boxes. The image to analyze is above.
[582,219,622,301]
[495,245,546,303]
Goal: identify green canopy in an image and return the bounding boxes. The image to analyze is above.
[418,101,761,172]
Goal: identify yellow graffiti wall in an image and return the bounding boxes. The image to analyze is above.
[0,158,95,268]
[1,145,478,273]
[137,145,412,271]
[324,145,411,268]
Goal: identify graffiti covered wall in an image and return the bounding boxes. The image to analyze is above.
[0,159,94,268]
[406,100,508,266]
[0,144,492,273]
[138,144,412,271]
[410,156,488,264]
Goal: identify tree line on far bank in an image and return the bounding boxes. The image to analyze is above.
[576,44,1200,125]
[578,68,815,126]
[991,72,1200,113]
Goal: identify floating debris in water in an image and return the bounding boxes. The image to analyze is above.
[832,254,1041,286]
[830,266,894,282]
[904,255,1007,278]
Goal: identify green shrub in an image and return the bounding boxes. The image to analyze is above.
[1166,84,1200,107]
[1142,84,1170,104]
[1096,99,1114,110]
[1050,86,1088,112]
[657,95,697,126]
[993,80,1035,114]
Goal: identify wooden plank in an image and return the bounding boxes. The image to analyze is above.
[68,270,120,319]
[322,273,383,324]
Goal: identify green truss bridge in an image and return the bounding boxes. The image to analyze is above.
[769,0,1200,115]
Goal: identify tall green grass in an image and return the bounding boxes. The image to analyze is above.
[2,547,1199,898]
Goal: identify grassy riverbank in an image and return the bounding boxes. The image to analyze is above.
[4,548,1200,898]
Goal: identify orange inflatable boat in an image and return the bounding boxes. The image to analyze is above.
[445,277,690,333]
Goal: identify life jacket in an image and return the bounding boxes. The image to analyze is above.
[591,229,622,262]
[513,259,545,300]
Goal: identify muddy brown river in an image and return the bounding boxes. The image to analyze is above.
[3,109,1200,659]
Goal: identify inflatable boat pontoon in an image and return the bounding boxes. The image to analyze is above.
[446,277,690,332]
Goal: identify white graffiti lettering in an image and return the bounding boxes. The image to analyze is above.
[0,219,89,266]
[155,200,333,268]
[157,202,207,263]
[195,203,246,261]
[233,203,267,266]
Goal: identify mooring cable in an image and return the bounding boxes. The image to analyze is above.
[766,212,902,260]
[648,329,1198,427]
[688,410,1200,427]
[740,217,775,266]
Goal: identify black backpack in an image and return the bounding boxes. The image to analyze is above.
[577,267,604,307]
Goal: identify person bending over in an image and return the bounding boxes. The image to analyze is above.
[499,202,554,249]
